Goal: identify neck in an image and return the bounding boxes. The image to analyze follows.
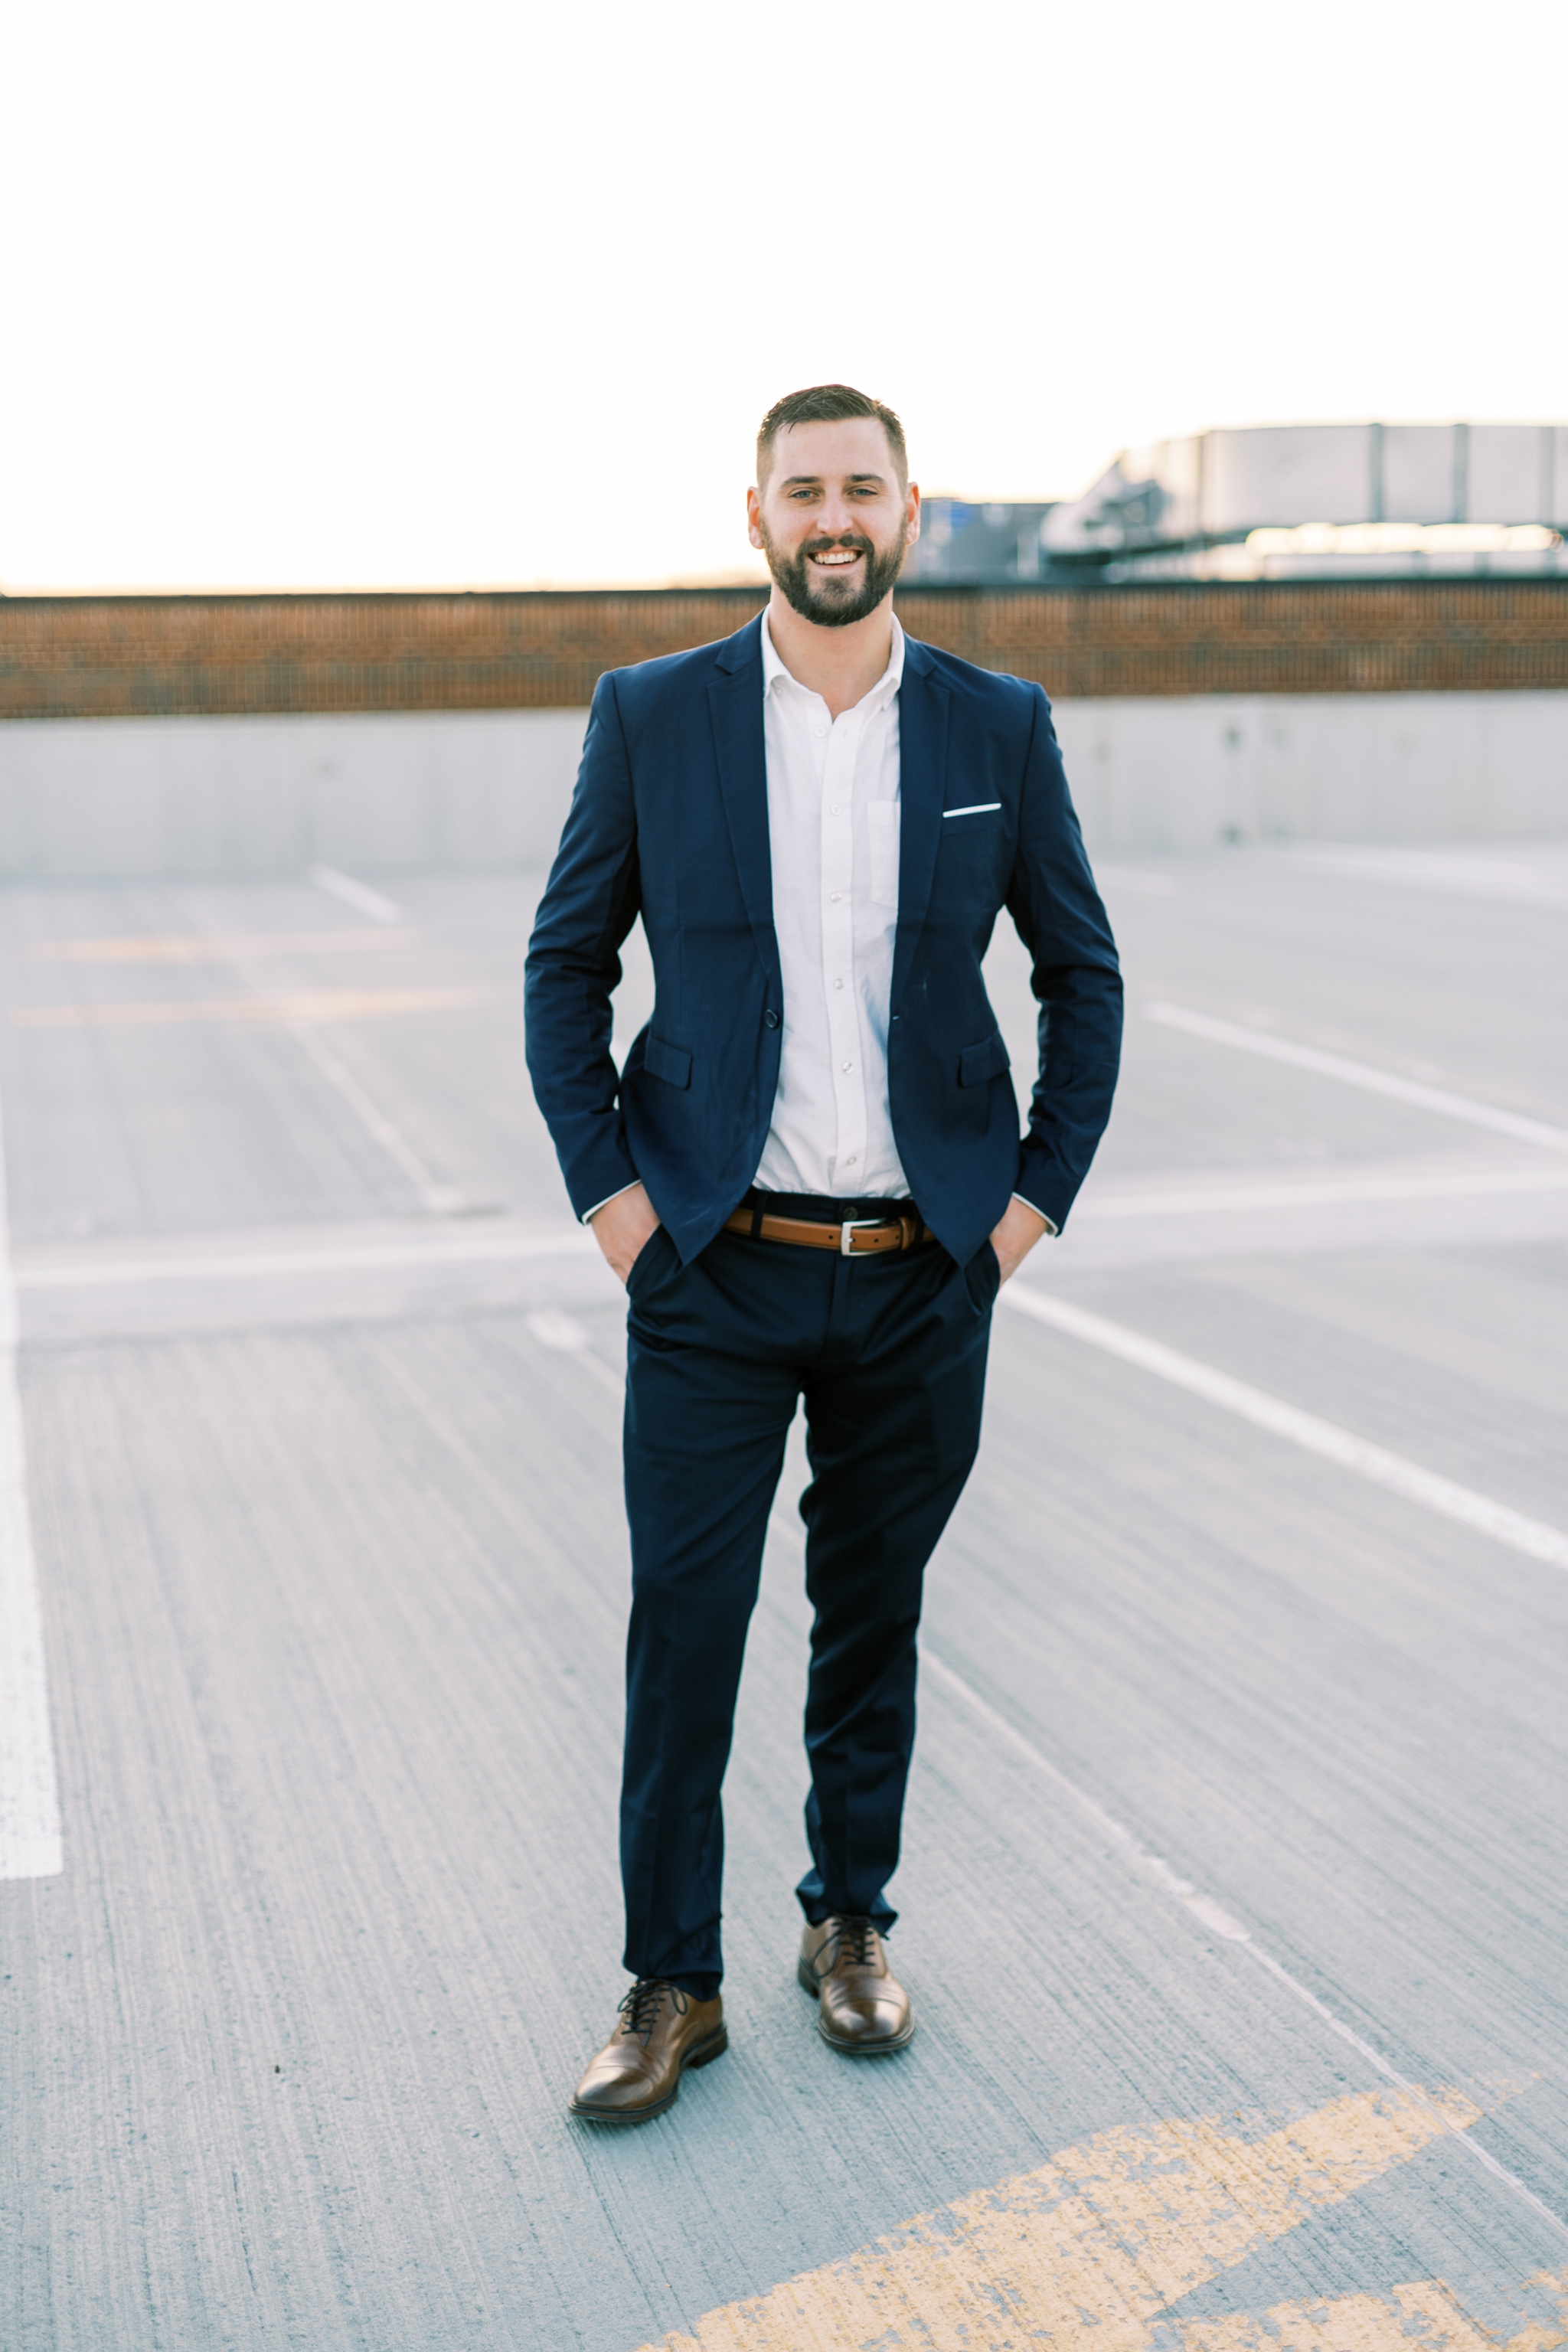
[763,589,896,720]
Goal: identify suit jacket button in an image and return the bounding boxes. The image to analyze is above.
[764,1008,780,1028]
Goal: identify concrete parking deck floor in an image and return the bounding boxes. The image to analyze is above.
[2,841,1566,2349]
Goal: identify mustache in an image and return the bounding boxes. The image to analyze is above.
[802,534,872,555]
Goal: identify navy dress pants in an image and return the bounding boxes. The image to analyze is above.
[619,1194,999,2000]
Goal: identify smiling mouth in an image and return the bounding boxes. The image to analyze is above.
[808,547,864,569]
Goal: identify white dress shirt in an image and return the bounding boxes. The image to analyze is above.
[753,612,909,1199]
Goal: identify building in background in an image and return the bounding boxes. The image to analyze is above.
[903,500,1058,586]
[8,421,1568,876]
[903,423,1568,584]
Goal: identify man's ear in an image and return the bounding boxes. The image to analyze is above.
[746,485,765,549]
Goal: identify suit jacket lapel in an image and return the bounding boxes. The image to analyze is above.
[706,624,782,1000]
[891,644,949,1011]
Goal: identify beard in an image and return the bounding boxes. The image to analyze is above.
[758,516,909,627]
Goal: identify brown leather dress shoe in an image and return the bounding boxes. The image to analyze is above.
[798,1916,915,2053]
[569,1979,727,2123]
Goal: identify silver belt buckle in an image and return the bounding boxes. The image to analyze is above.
[839,1217,880,1256]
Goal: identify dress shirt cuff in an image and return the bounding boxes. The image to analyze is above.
[1011,1193,1059,1236]
[582,1181,642,1227]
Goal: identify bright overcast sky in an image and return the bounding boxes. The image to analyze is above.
[4,0,1565,592]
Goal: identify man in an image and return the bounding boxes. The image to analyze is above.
[524,384,1121,2123]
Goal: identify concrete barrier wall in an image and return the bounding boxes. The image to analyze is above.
[1051,688,1568,851]
[0,709,591,879]
[1,691,1565,878]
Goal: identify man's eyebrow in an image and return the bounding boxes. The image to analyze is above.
[776,471,890,488]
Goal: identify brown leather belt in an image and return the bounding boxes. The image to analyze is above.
[723,1205,935,1256]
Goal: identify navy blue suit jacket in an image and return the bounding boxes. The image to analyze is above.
[524,616,1122,1266]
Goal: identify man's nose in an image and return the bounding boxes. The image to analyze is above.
[816,492,859,538]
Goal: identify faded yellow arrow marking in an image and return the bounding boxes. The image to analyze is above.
[1180,2272,1568,2352]
[643,2082,1519,2352]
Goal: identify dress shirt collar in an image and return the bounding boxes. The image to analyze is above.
[760,608,905,711]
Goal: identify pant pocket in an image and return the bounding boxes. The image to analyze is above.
[626,1223,675,1304]
[964,1239,1001,1308]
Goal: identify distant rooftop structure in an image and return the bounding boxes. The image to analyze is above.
[903,501,1058,586]
[903,423,1568,584]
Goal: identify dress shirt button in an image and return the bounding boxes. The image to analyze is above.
[830,805,840,815]
[830,891,841,903]
[814,724,828,738]
[844,1155,858,1166]
[763,1008,780,1029]
[841,1060,853,1072]
[833,978,844,989]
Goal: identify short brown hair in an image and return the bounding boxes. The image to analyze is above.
[756,384,908,488]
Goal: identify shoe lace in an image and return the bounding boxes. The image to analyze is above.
[815,1916,877,1975]
[616,1978,688,2047]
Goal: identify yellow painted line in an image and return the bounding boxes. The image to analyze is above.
[1178,2273,1568,2352]
[26,930,418,962]
[13,988,484,1029]
[643,2082,1514,2352]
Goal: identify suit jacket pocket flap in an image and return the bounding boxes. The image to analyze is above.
[959,1029,1011,1087]
[644,1035,693,1089]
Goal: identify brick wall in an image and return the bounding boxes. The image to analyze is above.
[2,580,1566,720]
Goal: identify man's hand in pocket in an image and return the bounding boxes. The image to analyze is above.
[988,1196,1051,1285]
[589,1182,662,1285]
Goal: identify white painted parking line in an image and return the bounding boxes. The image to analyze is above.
[1150,1001,1568,1155]
[1285,845,1568,912]
[16,1230,597,1290]
[1078,1165,1568,1217]
[172,890,475,1217]
[15,989,479,1030]
[1002,1285,1568,1571]
[762,1509,1568,2243]
[525,1307,626,1396]
[916,1646,1568,2245]
[34,1163,1568,1298]
[286,1021,474,1215]
[26,930,420,964]
[1094,866,1177,895]
[537,1316,1568,2240]
[307,865,404,925]
[0,1095,63,1880]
